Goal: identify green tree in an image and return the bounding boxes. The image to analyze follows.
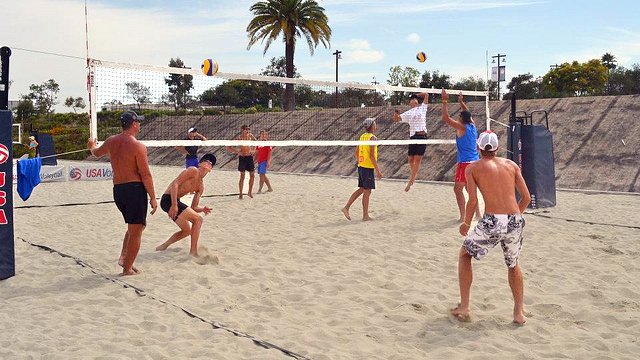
[387,66,420,105]
[165,58,194,110]
[419,70,452,90]
[340,87,386,107]
[14,98,35,121]
[601,53,617,95]
[542,60,607,97]
[247,0,331,111]
[503,73,541,99]
[259,56,301,109]
[261,56,300,78]
[125,82,151,109]
[25,79,59,115]
[608,64,640,95]
[452,76,497,101]
[214,83,241,111]
[64,96,86,113]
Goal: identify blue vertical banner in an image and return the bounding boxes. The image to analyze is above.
[0,110,15,280]
[0,46,15,280]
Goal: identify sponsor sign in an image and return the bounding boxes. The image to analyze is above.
[40,165,67,182]
[68,163,113,181]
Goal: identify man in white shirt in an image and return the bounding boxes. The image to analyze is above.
[393,92,429,191]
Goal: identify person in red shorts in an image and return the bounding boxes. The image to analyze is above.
[254,130,274,193]
[441,90,481,222]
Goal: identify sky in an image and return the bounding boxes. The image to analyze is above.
[2,0,639,111]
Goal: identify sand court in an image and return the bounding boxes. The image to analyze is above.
[3,163,640,359]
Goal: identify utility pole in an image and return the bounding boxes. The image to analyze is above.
[372,76,379,85]
[550,64,560,70]
[333,50,342,107]
[492,53,506,100]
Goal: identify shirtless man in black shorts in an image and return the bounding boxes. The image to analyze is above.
[155,154,216,257]
[88,110,158,276]
[226,124,256,199]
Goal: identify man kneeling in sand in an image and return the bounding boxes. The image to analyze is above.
[452,131,531,325]
[156,154,216,257]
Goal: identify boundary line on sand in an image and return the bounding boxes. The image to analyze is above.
[17,237,312,360]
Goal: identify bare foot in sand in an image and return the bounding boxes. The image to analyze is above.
[513,310,527,325]
[248,192,253,198]
[155,243,168,251]
[118,257,139,273]
[404,181,414,192]
[362,216,372,221]
[341,207,351,220]
[120,269,139,276]
[450,304,471,322]
[266,188,273,192]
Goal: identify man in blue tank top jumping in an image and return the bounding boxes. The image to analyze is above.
[441,90,482,222]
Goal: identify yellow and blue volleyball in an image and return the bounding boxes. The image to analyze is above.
[201,59,219,76]
[416,51,427,63]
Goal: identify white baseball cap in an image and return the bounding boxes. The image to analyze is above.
[362,117,375,129]
[477,131,499,151]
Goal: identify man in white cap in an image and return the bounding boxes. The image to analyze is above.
[451,130,531,325]
[176,127,207,168]
[341,118,383,221]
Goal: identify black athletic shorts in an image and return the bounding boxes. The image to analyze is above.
[238,155,255,172]
[408,133,427,156]
[160,194,189,221]
[113,182,148,225]
[357,167,376,190]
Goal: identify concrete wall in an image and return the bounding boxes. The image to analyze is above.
[142,94,640,192]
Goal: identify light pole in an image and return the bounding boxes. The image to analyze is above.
[492,53,506,100]
[333,50,342,107]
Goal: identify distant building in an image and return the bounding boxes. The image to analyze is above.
[8,100,19,111]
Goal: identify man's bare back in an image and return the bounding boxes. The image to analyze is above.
[467,156,527,215]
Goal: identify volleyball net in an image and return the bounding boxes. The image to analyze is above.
[88,59,490,147]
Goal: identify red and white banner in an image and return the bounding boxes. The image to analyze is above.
[68,163,113,181]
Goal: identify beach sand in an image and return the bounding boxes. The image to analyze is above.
[3,163,640,359]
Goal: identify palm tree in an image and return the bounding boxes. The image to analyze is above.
[601,53,617,95]
[247,0,331,111]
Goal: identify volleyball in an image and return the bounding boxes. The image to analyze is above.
[201,59,219,76]
[416,51,427,63]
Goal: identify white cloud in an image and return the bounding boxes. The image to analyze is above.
[554,27,640,68]
[2,0,262,111]
[369,0,543,14]
[338,39,385,65]
[406,33,420,44]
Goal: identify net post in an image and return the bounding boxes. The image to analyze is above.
[0,46,15,280]
[485,90,491,131]
[88,59,98,141]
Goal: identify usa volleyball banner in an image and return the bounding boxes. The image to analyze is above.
[0,110,15,280]
[40,165,67,182]
[68,163,113,181]
[12,164,68,184]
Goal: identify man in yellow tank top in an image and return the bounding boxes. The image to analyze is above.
[341,118,383,221]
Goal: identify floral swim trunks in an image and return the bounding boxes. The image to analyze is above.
[463,214,525,268]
